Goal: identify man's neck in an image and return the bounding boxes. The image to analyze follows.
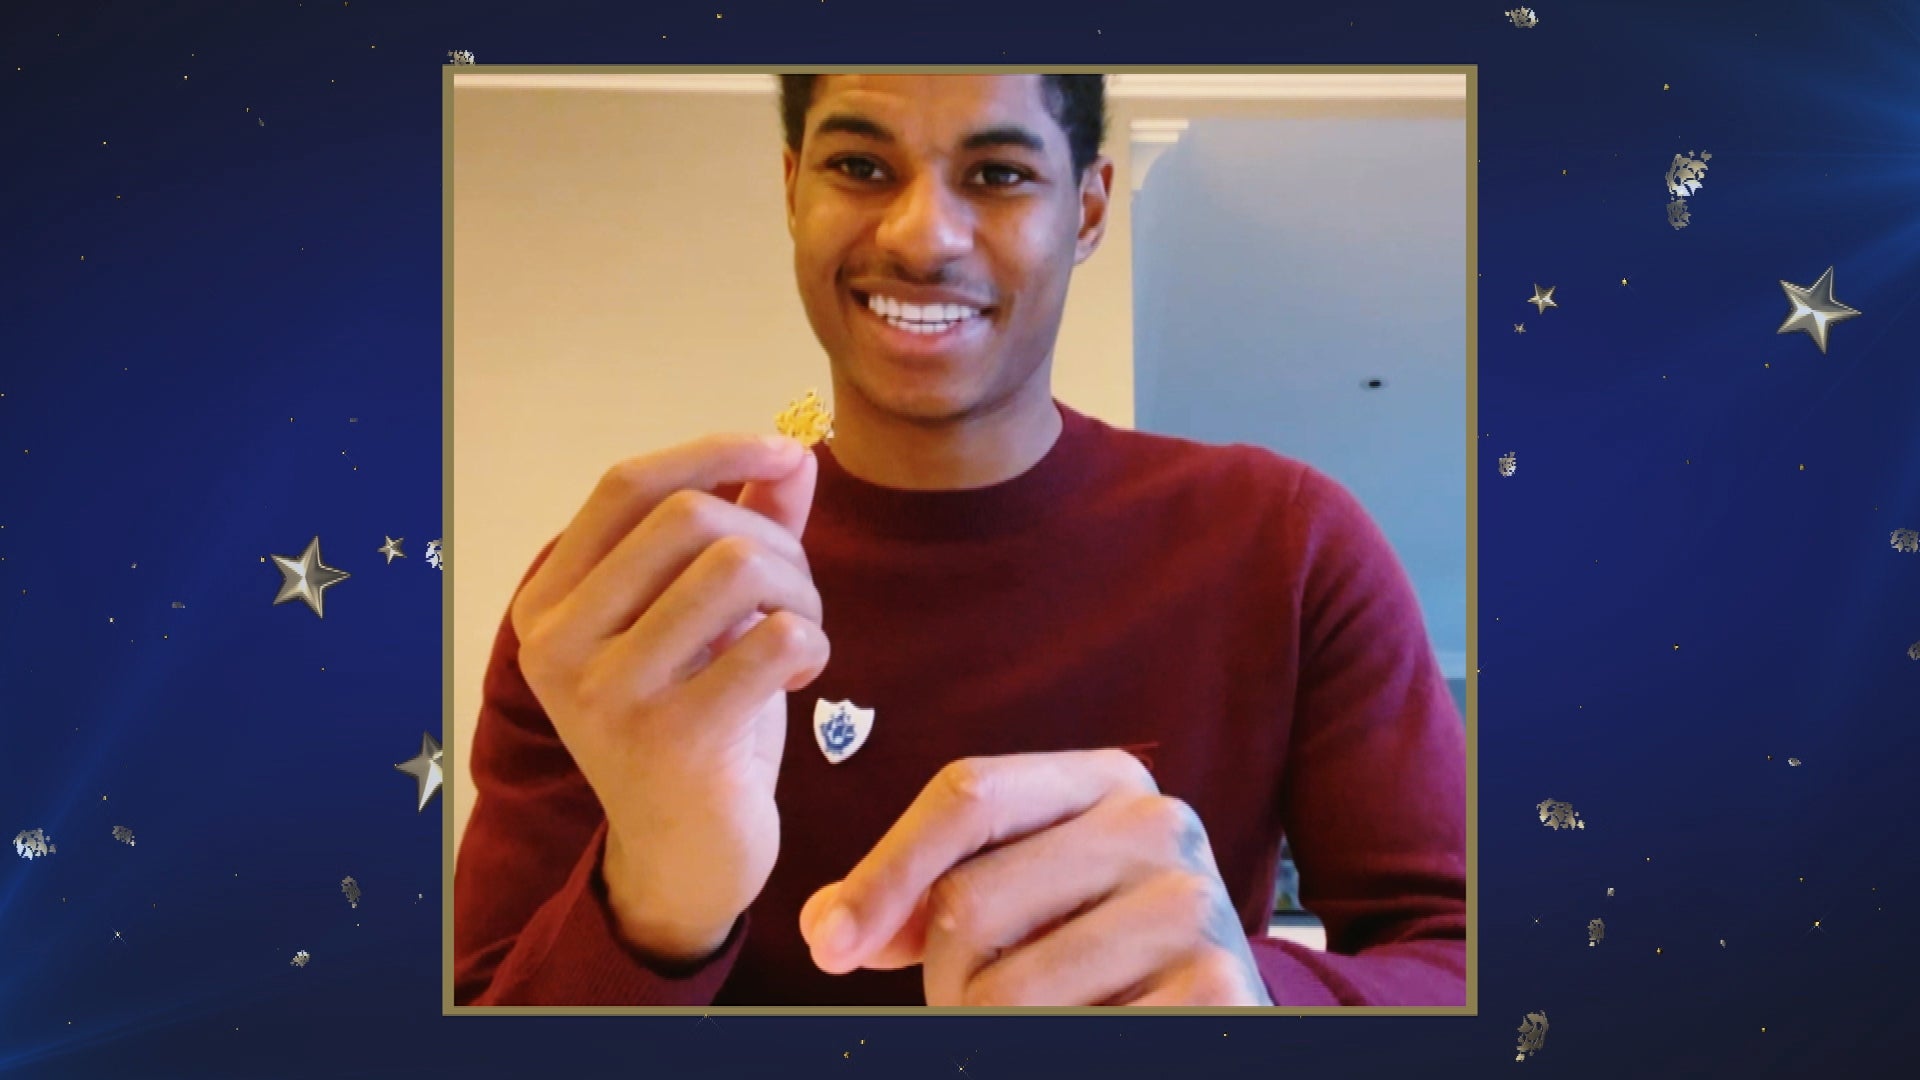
[825,381,1063,492]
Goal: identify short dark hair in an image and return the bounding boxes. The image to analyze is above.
[778,74,1108,179]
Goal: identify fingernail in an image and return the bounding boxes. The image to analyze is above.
[764,434,801,455]
[815,904,857,957]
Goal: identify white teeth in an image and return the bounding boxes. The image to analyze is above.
[865,293,981,324]
[884,316,954,334]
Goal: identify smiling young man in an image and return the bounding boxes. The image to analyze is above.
[454,73,1467,1008]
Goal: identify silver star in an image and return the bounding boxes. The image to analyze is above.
[1777,266,1860,354]
[377,536,405,564]
[395,732,443,812]
[270,536,349,618]
[1527,284,1557,314]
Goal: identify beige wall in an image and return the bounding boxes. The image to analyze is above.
[449,85,1139,853]
[448,76,1465,854]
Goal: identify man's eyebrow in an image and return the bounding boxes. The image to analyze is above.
[960,125,1048,155]
[811,114,1050,156]
[813,112,895,143]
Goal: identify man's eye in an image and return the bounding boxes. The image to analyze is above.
[831,157,885,181]
[976,164,1029,187]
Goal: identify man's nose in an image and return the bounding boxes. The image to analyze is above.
[875,172,972,268]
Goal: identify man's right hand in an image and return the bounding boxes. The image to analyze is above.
[509,433,828,968]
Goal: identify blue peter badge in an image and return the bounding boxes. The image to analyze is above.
[813,699,875,765]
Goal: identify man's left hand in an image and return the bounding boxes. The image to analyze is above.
[797,749,1274,1006]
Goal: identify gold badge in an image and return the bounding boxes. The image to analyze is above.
[775,389,834,448]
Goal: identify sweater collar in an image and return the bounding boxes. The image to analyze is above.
[811,399,1097,543]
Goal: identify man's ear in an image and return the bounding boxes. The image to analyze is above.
[1073,156,1115,265]
[782,146,800,235]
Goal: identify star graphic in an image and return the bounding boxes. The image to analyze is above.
[1777,266,1860,354]
[1528,284,1557,314]
[394,732,443,813]
[377,536,405,564]
[270,536,349,618]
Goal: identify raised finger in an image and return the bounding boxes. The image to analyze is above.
[516,433,807,626]
[677,609,832,724]
[597,533,824,699]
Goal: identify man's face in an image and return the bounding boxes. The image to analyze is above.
[782,75,1111,426]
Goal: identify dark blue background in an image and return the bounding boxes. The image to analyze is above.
[4,1,1917,1076]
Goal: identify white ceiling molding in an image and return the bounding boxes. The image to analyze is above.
[1129,119,1191,193]
[1111,73,1462,100]
[453,72,1465,101]
[455,74,779,93]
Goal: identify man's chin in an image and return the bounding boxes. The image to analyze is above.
[851,381,988,428]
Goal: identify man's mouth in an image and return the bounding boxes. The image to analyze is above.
[853,290,991,336]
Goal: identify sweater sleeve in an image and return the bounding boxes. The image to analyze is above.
[1252,466,1468,1007]
[453,534,749,1006]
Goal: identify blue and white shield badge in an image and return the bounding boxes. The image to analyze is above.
[813,699,875,765]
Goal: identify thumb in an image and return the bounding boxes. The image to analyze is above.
[736,445,818,540]
[801,881,930,973]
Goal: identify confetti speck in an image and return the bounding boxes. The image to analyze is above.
[1515,1011,1548,1061]
[342,876,361,909]
[291,950,311,967]
[1788,757,1802,767]
[1537,799,1585,830]
[13,828,56,859]
[1666,151,1711,197]
[112,825,135,846]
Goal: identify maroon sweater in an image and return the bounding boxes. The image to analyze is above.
[454,401,1466,1006]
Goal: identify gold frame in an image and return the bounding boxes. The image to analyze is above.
[443,63,1478,1018]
